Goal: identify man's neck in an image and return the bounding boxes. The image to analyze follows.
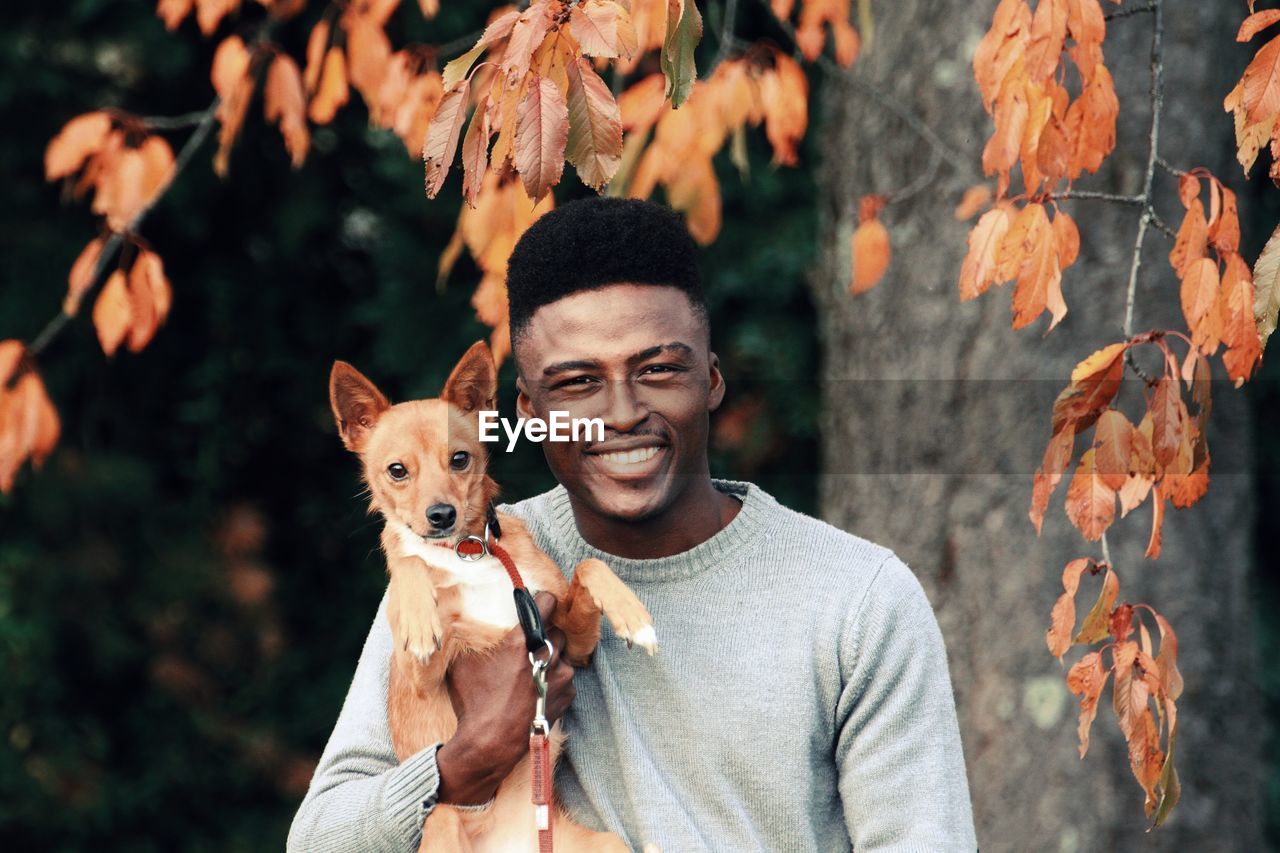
[569,476,742,560]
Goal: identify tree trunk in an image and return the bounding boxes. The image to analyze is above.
[810,3,1262,849]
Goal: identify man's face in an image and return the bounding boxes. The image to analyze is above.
[514,283,724,524]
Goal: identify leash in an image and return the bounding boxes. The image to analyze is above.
[453,505,554,853]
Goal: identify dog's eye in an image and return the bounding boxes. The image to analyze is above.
[387,463,408,481]
[450,451,471,471]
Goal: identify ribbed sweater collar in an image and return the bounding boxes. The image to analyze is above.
[541,478,776,583]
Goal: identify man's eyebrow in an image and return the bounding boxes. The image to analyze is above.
[627,342,693,365]
[543,359,602,377]
[542,343,694,377]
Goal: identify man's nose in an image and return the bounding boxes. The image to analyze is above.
[600,379,648,432]
[426,503,457,530]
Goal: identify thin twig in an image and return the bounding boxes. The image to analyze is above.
[1105,2,1156,21]
[1051,191,1145,205]
[28,97,219,359]
[712,0,740,69]
[1121,0,1164,385]
[1100,532,1113,568]
[1155,155,1184,177]
[1147,207,1176,239]
[1124,0,1163,342]
[142,110,212,130]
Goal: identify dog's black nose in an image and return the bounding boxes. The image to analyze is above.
[426,503,457,530]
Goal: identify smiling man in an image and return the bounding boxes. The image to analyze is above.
[288,197,977,852]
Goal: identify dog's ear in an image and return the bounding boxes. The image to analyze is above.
[329,361,391,452]
[442,341,497,415]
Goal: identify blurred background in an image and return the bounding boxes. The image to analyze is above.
[1,1,1276,851]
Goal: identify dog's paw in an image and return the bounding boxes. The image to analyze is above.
[577,559,658,655]
[400,602,444,661]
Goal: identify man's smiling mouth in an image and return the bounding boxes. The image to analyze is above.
[598,446,661,465]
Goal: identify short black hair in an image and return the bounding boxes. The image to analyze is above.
[505,196,707,343]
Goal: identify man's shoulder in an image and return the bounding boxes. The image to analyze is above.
[751,485,896,575]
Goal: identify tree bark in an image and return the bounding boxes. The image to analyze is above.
[810,2,1262,849]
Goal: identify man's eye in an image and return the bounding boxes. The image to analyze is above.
[450,451,471,471]
[560,376,595,387]
[387,463,408,480]
[642,364,677,375]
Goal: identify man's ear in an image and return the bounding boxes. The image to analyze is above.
[330,361,391,452]
[442,340,498,415]
[515,375,535,420]
[707,351,727,412]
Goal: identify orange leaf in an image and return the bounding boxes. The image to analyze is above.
[513,74,569,204]
[1239,9,1280,42]
[303,20,331,94]
[92,269,132,356]
[1066,650,1109,759]
[1092,409,1132,491]
[1241,33,1280,125]
[157,0,195,31]
[461,92,493,208]
[1111,641,1147,744]
[570,0,639,59]
[1253,222,1280,355]
[1180,257,1221,354]
[1144,484,1165,559]
[760,51,809,167]
[1047,557,1092,660]
[1030,425,1074,534]
[1051,341,1127,433]
[212,35,255,177]
[309,46,350,125]
[1169,198,1207,278]
[1150,376,1185,469]
[0,369,61,493]
[1024,0,1068,82]
[1065,447,1115,541]
[45,112,113,181]
[196,0,242,36]
[423,80,472,199]
[502,0,557,87]
[65,237,107,316]
[565,56,624,191]
[1005,203,1064,329]
[1165,449,1209,509]
[850,216,890,294]
[959,206,1013,300]
[1052,207,1079,269]
[265,54,310,168]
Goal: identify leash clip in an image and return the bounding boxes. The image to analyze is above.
[453,521,493,562]
[529,642,553,736]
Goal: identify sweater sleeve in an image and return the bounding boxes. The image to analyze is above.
[286,585,444,853]
[834,554,978,851]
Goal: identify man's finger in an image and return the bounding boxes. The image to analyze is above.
[534,590,558,622]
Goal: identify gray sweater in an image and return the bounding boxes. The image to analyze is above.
[287,479,977,851]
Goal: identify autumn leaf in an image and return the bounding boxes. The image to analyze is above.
[0,362,62,494]
[570,0,639,59]
[92,269,132,356]
[1149,376,1185,469]
[65,237,108,316]
[959,206,1012,300]
[1050,341,1127,434]
[1046,557,1092,660]
[1066,650,1109,759]
[308,46,350,125]
[1240,32,1280,125]
[212,35,255,176]
[1065,447,1115,541]
[45,112,113,181]
[1092,409,1132,491]
[565,56,624,190]
[514,74,569,204]
[1239,9,1280,42]
[1254,221,1280,354]
[423,80,472,199]
[1169,197,1207,278]
[264,54,310,168]
[850,196,890,294]
[1144,484,1165,559]
[1180,256,1221,354]
[1029,425,1073,534]
[760,51,809,167]
[661,0,703,108]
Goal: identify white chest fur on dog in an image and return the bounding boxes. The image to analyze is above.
[390,522,542,630]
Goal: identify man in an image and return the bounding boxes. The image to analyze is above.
[287,197,977,851]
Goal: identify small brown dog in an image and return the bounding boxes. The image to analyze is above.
[330,341,657,852]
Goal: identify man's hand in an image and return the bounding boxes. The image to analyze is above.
[435,591,576,806]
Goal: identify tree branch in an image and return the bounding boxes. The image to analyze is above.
[1122,0,1164,385]
[1051,191,1145,205]
[1105,2,1156,22]
[28,97,219,359]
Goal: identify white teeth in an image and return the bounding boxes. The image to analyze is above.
[600,446,660,465]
